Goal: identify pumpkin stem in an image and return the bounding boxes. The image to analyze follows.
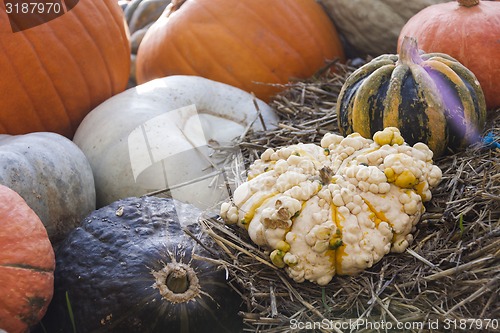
[166,266,189,293]
[398,36,422,66]
[152,261,201,303]
[457,0,479,7]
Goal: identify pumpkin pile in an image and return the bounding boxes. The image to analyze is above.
[0,0,498,331]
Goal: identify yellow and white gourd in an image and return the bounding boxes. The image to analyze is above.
[220,127,442,285]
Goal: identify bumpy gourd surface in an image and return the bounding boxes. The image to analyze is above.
[221,128,442,285]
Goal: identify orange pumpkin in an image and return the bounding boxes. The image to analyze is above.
[136,0,345,102]
[0,0,130,138]
[398,0,500,110]
[0,185,55,333]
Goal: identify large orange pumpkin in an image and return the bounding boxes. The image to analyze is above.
[398,0,500,110]
[0,0,130,138]
[0,185,55,333]
[136,0,345,102]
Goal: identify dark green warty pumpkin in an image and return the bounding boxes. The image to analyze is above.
[39,196,243,333]
[336,36,486,157]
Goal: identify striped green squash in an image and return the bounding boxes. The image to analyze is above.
[336,36,486,157]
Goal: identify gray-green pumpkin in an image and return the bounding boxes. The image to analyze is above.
[0,132,96,243]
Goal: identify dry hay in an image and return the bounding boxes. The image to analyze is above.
[197,62,500,333]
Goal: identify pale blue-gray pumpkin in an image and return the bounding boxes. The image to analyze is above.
[0,132,96,243]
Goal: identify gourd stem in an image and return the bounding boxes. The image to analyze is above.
[457,0,479,7]
[153,261,201,302]
[166,266,189,293]
[398,36,422,66]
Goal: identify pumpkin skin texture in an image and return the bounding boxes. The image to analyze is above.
[0,0,130,138]
[40,196,243,333]
[0,185,55,333]
[320,0,449,57]
[73,75,278,210]
[0,132,96,243]
[398,0,500,110]
[336,37,487,158]
[136,0,345,102]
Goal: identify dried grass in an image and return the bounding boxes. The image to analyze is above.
[198,62,500,333]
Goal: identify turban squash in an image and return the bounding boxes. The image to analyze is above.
[398,0,500,110]
[336,36,487,158]
[0,0,130,138]
[136,0,345,102]
[0,185,55,333]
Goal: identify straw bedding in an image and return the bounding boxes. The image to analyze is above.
[197,62,499,332]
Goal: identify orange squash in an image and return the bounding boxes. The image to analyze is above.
[398,0,500,110]
[0,185,55,333]
[0,0,130,138]
[136,0,345,102]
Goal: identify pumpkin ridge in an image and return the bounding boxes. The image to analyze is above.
[239,0,341,76]
[369,74,391,135]
[92,0,131,93]
[195,1,286,83]
[26,23,80,132]
[273,1,326,70]
[421,61,472,148]
[383,64,406,131]
[183,18,283,85]
[432,56,486,132]
[397,70,431,146]
[337,60,393,135]
[289,0,341,63]
[0,36,56,133]
[0,263,55,273]
[66,7,114,97]
[163,33,200,76]
[352,64,394,137]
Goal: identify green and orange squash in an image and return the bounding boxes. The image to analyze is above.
[336,36,486,157]
[398,0,500,110]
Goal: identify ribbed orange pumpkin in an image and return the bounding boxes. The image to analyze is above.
[398,0,500,110]
[0,0,130,138]
[0,185,55,333]
[136,0,345,102]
